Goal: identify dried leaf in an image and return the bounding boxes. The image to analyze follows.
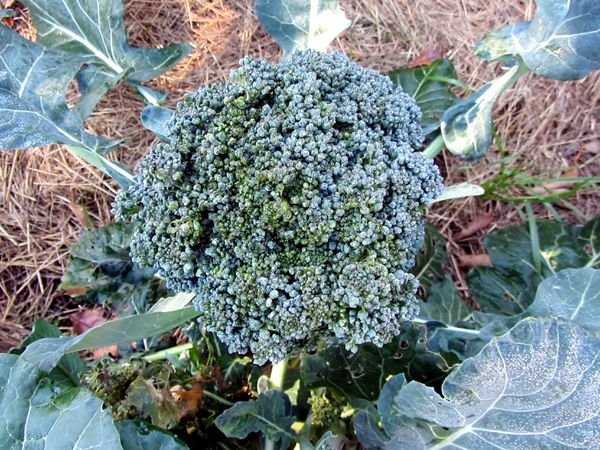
[407,48,447,68]
[458,253,492,268]
[70,309,107,334]
[454,213,495,241]
[530,168,578,196]
[70,308,118,360]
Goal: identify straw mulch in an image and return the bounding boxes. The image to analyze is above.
[1,0,599,349]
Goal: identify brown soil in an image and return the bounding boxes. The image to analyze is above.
[1,0,598,349]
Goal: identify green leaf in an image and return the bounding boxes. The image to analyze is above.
[431,183,485,203]
[419,277,471,324]
[0,26,117,153]
[388,59,461,135]
[412,223,448,294]
[215,390,296,447]
[468,219,597,314]
[579,215,600,267]
[0,354,121,449]
[14,319,85,383]
[60,222,165,311]
[301,322,450,401]
[117,419,189,450]
[441,63,527,161]
[255,0,350,55]
[356,317,600,449]
[74,65,124,120]
[0,9,15,18]
[21,0,191,84]
[21,307,200,372]
[140,106,174,141]
[468,265,536,314]
[476,0,600,80]
[528,268,600,334]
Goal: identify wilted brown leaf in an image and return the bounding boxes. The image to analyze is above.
[407,47,447,68]
[458,253,492,268]
[530,167,578,196]
[70,308,118,359]
[125,378,203,428]
[454,213,495,241]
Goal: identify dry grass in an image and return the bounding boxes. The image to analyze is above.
[0,0,599,349]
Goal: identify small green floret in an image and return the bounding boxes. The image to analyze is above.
[114,50,443,364]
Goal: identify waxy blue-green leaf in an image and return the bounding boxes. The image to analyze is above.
[419,277,471,324]
[215,390,296,448]
[356,317,600,449]
[476,0,600,80]
[388,59,461,135]
[412,223,448,293]
[21,0,191,83]
[141,106,174,142]
[0,26,117,153]
[21,307,200,372]
[73,65,124,120]
[529,268,600,334]
[255,0,350,55]
[0,354,121,449]
[441,63,527,161]
[0,9,15,18]
[301,322,451,401]
[116,419,189,450]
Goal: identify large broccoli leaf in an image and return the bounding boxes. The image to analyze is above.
[0,25,134,186]
[21,0,191,113]
[355,317,600,449]
[0,354,121,449]
[255,0,350,55]
[0,26,115,153]
[529,268,600,335]
[476,0,600,80]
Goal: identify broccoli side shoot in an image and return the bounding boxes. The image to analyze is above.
[114,50,443,364]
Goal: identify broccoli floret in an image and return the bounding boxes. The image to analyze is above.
[114,50,443,364]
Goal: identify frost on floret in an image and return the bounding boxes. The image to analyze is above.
[113,50,443,364]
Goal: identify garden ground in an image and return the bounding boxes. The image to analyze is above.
[0,0,598,349]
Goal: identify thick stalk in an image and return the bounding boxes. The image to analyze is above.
[265,358,288,450]
[422,134,445,159]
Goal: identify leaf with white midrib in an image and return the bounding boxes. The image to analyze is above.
[255,0,350,55]
[0,26,117,154]
[356,317,600,449]
[22,0,191,83]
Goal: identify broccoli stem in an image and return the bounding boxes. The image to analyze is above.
[422,134,445,159]
[265,358,289,450]
[269,357,288,390]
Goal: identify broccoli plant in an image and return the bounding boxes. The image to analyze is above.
[114,50,443,364]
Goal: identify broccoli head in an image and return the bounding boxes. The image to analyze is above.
[113,50,443,364]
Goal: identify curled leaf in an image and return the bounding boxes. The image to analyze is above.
[441,63,527,161]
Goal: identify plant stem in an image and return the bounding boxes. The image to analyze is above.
[142,342,193,362]
[422,134,445,159]
[204,390,234,406]
[269,358,288,390]
[265,358,289,450]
